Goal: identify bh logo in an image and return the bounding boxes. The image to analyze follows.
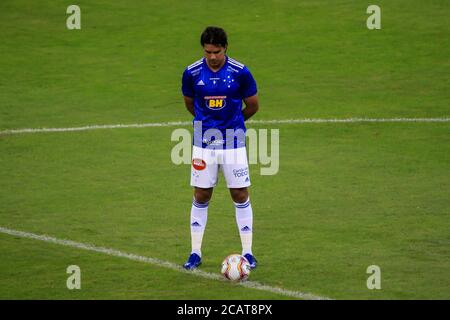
[205,96,226,110]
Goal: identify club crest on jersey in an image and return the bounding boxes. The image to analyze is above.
[204,96,226,110]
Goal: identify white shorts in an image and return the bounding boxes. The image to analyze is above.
[190,146,251,189]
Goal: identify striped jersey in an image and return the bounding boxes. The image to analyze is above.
[182,56,257,149]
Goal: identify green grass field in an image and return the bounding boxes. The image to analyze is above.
[0,0,449,299]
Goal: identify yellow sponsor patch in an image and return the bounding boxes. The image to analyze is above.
[205,96,227,109]
[209,99,223,108]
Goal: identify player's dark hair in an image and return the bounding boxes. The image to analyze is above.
[200,26,228,48]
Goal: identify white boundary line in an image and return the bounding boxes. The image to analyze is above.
[0,226,330,300]
[1,118,449,135]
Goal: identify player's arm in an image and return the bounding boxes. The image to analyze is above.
[182,68,195,117]
[184,96,195,117]
[242,95,259,121]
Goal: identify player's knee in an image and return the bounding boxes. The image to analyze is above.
[194,188,213,203]
[230,188,248,204]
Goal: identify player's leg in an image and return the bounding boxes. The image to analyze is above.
[229,187,248,203]
[189,186,213,258]
[222,147,258,269]
[229,187,257,268]
[194,186,213,202]
[184,146,218,270]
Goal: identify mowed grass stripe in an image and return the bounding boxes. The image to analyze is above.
[1,117,449,135]
[0,226,330,300]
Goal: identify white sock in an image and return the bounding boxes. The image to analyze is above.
[190,198,208,257]
[234,198,253,256]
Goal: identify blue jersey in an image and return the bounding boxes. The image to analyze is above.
[182,56,257,149]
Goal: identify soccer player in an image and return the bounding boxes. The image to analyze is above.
[182,26,259,270]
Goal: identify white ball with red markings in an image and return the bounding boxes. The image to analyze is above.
[221,254,251,281]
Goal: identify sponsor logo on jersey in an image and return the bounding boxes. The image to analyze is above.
[192,158,207,170]
[233,167,248,177]
[203,138,224,146]
[204,96,227,110]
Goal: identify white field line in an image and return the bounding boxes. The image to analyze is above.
[0,226,330,300]
[1,118,449,135]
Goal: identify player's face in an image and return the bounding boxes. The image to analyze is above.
[203,44,226,69]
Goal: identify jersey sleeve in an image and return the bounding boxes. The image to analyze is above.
[239,67,258,98]
[181,69,195,98]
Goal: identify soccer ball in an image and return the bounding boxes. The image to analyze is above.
[221,254,251,281]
